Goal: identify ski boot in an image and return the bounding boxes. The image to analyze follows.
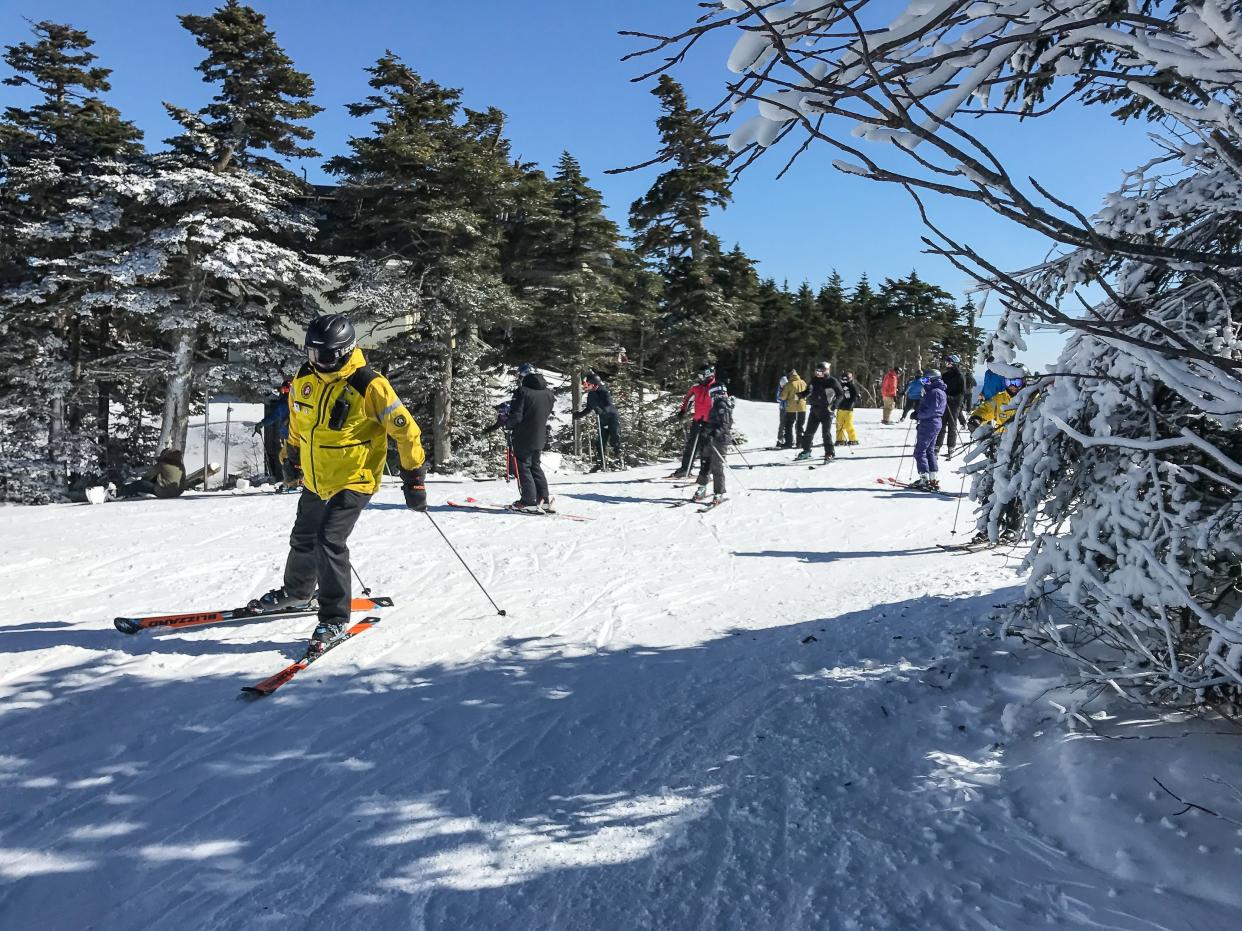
[822,454,835,464]
[793,450,813,462]
[249,587,316,614]
[665,470,688,480]
[539,497,557,514]
[927,479,941,492]
[909,476,929,490]
[308,620,346,655]
[691,484,709,502]
[511,499,539,511]
[710,493,726,507]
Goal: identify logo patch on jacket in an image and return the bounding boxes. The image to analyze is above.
[394,414,408,428]
[301,383,313,399]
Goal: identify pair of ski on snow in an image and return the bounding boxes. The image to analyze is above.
[114,595,394,696]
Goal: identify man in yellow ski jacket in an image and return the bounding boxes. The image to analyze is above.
[778,370,808,448]
[252,314,426,652]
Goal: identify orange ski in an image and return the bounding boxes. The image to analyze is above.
[241,616,381,697]
[114,596,393,635]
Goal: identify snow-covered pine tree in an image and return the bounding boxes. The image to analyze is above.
[0,20,144,501]
[142,0,326,451]
[324,53,525,471]
[636,0,1242,706]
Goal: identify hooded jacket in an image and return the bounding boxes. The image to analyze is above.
[881,370,900,399]
[575,382,618,422]
[678,376,717,423]
[971,390,1016,429]
[287,347,425,500]
[942,365,966,400]
[704,392,733,446]
[837,377,859,411]
[507,373,555,451]
[916,376,948,421]
[779,373,808,413]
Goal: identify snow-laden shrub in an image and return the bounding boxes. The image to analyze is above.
[978,286,1242,707]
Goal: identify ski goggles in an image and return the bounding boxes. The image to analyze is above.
[306,341,355,372]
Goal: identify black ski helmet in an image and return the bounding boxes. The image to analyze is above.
[697,364,715,383]
[516,362,537,379]
[305,314,357,372]
[584,371,602,388]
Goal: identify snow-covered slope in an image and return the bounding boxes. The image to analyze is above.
[1,402,1239,930]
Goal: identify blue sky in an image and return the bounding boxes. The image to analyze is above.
[2,0,1151,368]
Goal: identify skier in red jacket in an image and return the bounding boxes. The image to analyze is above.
[666,364,717,478]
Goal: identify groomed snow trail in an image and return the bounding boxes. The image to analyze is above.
[1,403,1239,930]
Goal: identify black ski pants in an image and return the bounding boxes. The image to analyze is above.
[679,420,705,474]
[801,408,836,457]
[696,437,727,494]
[514,445,549,506]
[938,396,964,451]
[596,414,622,468]
[284,488,368,624]
[780,410,806,448]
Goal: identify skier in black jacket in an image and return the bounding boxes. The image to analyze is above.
[572,371,622,472]
[794,361,842,462]
[507,364,556,510]
[938,355,967,457]
[693,383,733,505]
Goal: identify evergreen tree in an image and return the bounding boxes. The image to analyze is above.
[629,76,738,383]
[507,151,625,456]
[169,0,321,174]
[141,1,325,451]
[0,20,143,500]
[324,53,524,469]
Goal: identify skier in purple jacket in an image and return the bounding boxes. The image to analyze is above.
[912,368,948,490]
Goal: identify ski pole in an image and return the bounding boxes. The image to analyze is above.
[422,511,507,616]
[898,416,915,481]
[731,441,754,470]
[713,440,749,495]
[596,415,607,471]
[950,470,969,535]
[350,563,373,597]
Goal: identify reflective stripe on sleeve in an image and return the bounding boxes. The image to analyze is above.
[377,400,401,423]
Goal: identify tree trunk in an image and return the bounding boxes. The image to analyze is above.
[432,324,454,469]
[96,311,112,467]
[159,327,196,452]
[571,373,582,458]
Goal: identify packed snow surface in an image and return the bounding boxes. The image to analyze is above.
[1,402,1239,930]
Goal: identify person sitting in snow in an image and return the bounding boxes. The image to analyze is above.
[118,448,187,499]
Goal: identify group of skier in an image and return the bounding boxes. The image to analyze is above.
[118,310,1035,659]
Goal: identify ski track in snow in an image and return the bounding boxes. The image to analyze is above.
[1,403,1239,930]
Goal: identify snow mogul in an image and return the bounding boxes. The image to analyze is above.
[251,314,426,653]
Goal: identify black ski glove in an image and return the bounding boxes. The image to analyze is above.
[252,423,263,436]
[401,466,427,512]
[281,445,302,484]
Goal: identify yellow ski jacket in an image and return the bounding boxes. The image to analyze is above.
[971,390,1016,429]
[780,374,808,413]
[287,348,425,500]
